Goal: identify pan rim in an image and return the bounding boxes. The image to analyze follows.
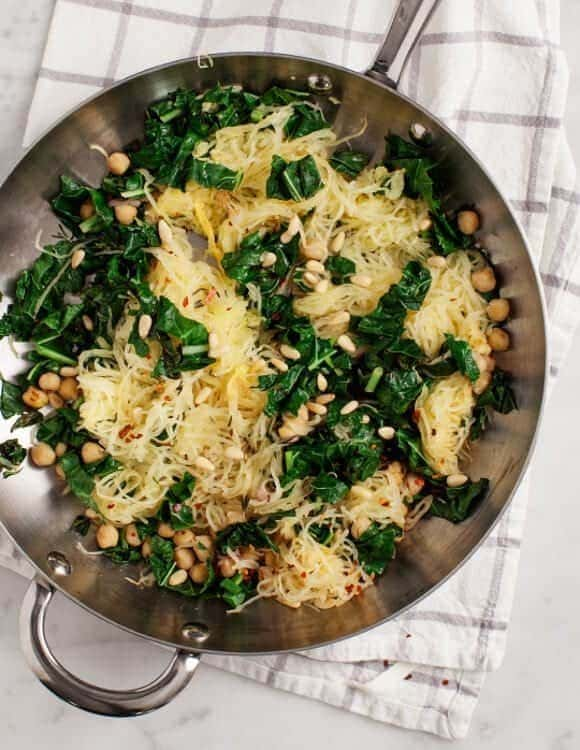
[0,51,548,655]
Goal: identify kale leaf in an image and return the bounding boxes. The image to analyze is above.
[266,155,323,201]
[329,150,370,178]
[187,158,243,191]
[354,522,403,575]
[0,379,23,419]
[444,334,480,383]
[155,472,196,529]
[311,473,349,504]
[0,439,26,477]
[430,478,489,523]
[216,521,277,553]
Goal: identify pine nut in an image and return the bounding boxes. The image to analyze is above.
[340,400,359,415]
[314,279,329,294]
[55,464,66,480]
[280,344,301,360]
[298,404,309,421]
[301,242,327,261]
[351,274,372,288]
[331,231,345,253]
[420,218,433,231]
[305,259,325,274]
[278,425,297,440]
[303,271,320,288]
[168,569,188,587]
[337,334,356,353]
[225,446,244,460]
[361,414,370,424]
[446,473,468,488]
[59,366,78,377]
[378,426,396,440]
[283,418,311,436]
[82,314,94,331]
[195,386,212,405]
[427,255,447,269]
[261,251,277,268]
[351,517,372,539]
[317,373,328,391]
[125,524,141,547]
[138,314,152,338]
[194,456,215,472]
[281,215,302,243]
[271,357,289,373]
[55,442,67,458]
[71,249,85,269]
[307,401,327,415]
[350,485,373,501]
[316,393,335,404]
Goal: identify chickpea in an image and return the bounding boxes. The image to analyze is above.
[22,386,48,410]
[189,562,208,584]
[125,523,141,547]
[55,442,67,458]
[173,529,195,547]
[194,535,213,562]
[114,203,138,226]
[471,267,496,293]
[79,200,95,220]
[158,522,175,539]
[141,539,152,558]
[107,151,131,176]
[48,393,65,410]
[174,547,195,570]
[96,524,119,549]
[81,441,105,464]
[38,372,61,392]
[29,443,56,467]
[218,556,236,578]
[487,298,510,323]
[457,209,480,235]
[58,377,79,402]
[488,328,511,352]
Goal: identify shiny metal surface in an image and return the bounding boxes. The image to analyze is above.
[367,0,443,86]
[19,576,198,716]
[0,54,546,658]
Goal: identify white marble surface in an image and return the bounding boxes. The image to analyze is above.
[0,1,579,746]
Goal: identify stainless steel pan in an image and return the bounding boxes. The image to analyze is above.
[0,0,546,716]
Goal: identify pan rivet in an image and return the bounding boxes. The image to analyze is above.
[47,551,72,576]
[181,622,210,643]
[307,73,333,93]
[409,122,432,145]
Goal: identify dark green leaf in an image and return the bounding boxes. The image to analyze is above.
[311,473,349,504]
[11,410,43,430]
[266,155,322,201]
[477,369,517,414]
[220,572,256,609]
[216,521,277,553]
[1,379,23,418]
[148,534,176,586]
[0,439,26,477]
[326,255,356,284]
[430,478,489,523]
[376,368,424,419]
[156,472,196,530]
[444,334,480,382]
[187,158,243,191]
[70,515,91,536]
[354,522,403,575]
[59,453,96,509]
[329,150,370,178]
[284,103,328,139]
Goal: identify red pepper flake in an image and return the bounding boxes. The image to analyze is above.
[204,287,217,304]
[404,673,413,681]
[405,633,412,639]
[182,296,189,307]
[383,660,389,668]
[133,433,143,439]
[442,679,449,686]
[300,571,307,579]
[107,503,115,509]
[163,395,171,402]
[412,409,421,423]
[119,424,133,439]
[355,585,362,594]
[345,584,354,593]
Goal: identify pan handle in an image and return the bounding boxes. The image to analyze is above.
[366,0,442,88]
[19,576,199,716]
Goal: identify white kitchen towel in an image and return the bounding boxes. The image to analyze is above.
[1,0,579,740]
